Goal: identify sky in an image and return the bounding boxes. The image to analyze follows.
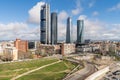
[0,0,120,41]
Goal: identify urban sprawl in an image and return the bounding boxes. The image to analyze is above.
[0,3,120,80]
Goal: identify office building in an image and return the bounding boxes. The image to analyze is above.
[51,12,57,44]
[66,17,72,43]
[40,3,50,44]
[77,20,84,43]
[28,41,37,49]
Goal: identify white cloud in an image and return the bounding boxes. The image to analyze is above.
[71,0,83,15]
[78,15,104,40]
[92,11,99,16]
[58,11,68,22]
[0,22,40,40]
[0,1,120,41]
[88,1,94,8]
[77,15,120,40]
[0,2,45,40]
[58,11,68,40]
[57,13,120,41]
[78,15,87,20]
[28,2,45,24]
[108,3,120,11]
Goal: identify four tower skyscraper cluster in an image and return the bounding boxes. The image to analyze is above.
[40,3,84,44]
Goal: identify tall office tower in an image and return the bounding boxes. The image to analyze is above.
[51,12,57,45]
[66,17,72,43]
[40,3,50,44]
[77,20,84,43]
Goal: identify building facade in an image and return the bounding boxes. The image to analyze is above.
[40,3,50,44]
[14,39,28,52]
[51,12,57,45]
[38,44,60,56]
[4,47,18,60]
[77,20,84,44]
[66,17,72,43]
[61,43,75,55]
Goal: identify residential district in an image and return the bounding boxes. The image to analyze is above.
[0,3,120,80]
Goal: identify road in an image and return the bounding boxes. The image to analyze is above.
[63,61,96,80]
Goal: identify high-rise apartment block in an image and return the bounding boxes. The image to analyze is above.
[77,20,84,44]
[66,17,72,43]
[40,3,50,44]
[51,12,57,45]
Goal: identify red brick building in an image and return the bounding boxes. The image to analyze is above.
[14,39,28,52]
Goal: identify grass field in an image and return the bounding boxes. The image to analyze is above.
[0,58,58,80]
[17,60,77,80]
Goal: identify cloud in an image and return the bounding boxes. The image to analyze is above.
[78,15,87,20]
[57,13,120,41]
[88,1,94,8]
[28,2,45,24]
[92,11,99,16]
[78,15,104,40]
[0,1,119,41]
[108,3,120,11]
[71,0,83,15]
[58,11,68,22]
[77,15,120,40]
[58,11,68,41]
[0,22,40,40]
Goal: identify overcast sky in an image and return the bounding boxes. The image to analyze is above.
[0,0,120,40]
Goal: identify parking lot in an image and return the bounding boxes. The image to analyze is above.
[102,63,120,80]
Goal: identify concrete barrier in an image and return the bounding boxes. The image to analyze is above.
[85,66,109,80]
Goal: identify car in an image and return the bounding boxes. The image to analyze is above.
[113,70,120,75]
[111,77,118,80]
[107,74,112,77]
[104,77,110,80]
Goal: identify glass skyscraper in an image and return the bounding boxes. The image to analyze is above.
[66,17,72,43]
[40,3,50,44]
[77,20,84,43]
[51,12,57,45]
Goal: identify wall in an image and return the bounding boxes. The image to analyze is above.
[85,66,109,80]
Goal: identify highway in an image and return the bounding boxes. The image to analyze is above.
[63,61,96,80]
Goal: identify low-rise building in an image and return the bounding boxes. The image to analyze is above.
[38,44,61,56]
[4,47,18,60]
[14,39,28,52]
[0,41,15,56]
[61,43,75,55]
[0,45,4,55]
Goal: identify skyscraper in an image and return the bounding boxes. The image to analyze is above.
[66,17,72,43]
[77,20,84,43]
[40,3,50,44]
[51,12,57,45]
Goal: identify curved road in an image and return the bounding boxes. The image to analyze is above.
[64,61,96,80]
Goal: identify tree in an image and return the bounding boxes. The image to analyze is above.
[1,53,13,61]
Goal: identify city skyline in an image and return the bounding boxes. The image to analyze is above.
[0,0,120,40]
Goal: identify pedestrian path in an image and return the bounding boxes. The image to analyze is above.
[11,60,61,80]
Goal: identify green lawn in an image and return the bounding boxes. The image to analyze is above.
[0,58,58,80]
[17,60,77,80]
